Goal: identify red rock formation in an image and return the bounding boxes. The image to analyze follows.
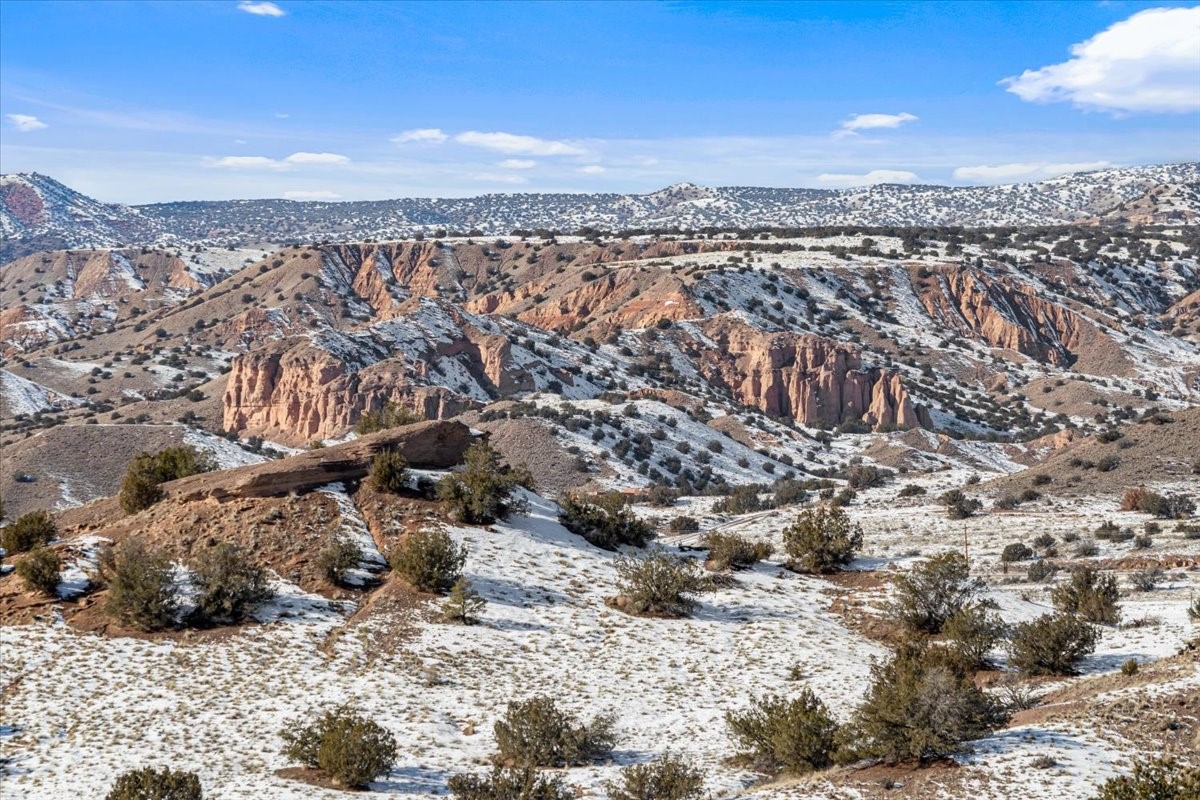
[913,265,1104,367]
[691,319,929,430]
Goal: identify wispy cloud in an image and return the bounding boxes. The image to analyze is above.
[237,1,286,17]
[6,113,47,132]
[834,112,917,139]
[578,165,606,175]
[816,169,919,187]
[499,158,537,169]
[953,161,1112,183]
[1002,6,1200,113]
[391,128,448,144]
[211,152,350,170]
[455,130,585,156]
[284,151,349,165]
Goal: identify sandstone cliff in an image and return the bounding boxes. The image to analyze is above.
[690,319,930,430]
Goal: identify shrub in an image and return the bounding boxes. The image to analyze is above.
[845,464,891,489]
[190,542,274,625]
[773,479,808,506]
[1008,613,1098,675]
[449,767,572,800]
[1124,489,1196,519]
[493,696,615,768]
[845,638,1005,763]
[1001,543,1033,563]
[994,494,1019,511]
[897,484,926,499]
[889,552,983,635]
[1091,758,1200,800]
[1189,597,1200,622]
[1128,567,1163,592]
[368,450,409,493]
[605,754,705,800]
[390,527,466,594]
[667,515,699,533]
[1052,566,1120,625]
[441,578,486,624]
[119,446,213,514]
[613,550,702,618]
[1,510,56,553]
[318,537,362,585]
[1032,533,1056,550]
[781,505,863,574]
[280,706,397,788]
[438,442,532,525]
[104,767,202,800]
[1074,538,1099,557]
[1026,560,1058,583]
[942,603,1006,669]
[703,531,773,571]
[558,493,652,550]
[16,546,61,596]
[1120,487,1148,512]
[354,401,423,435]
[712,485,767,515]
[1121,658,1139,676]
[725,690,839,775]
[105,539,178,631]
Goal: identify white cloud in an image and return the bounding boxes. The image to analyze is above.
[815,169,919,187]
[1002,6,1200,113]
[578,165,606,175]
[953,161,1113,183]
[237,1,285,17]
[283,151,349,165]
[471,172,530,185]
[6,114,47,132]
[839,112,918,132]
[499,159,537,169]
[274,113,291,119]
[284,190,340,200]
[455,130,585,156]
[391,128,448,144]
[211,152,349,170]
[212,155,289,170]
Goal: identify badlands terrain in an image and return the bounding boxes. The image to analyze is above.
[0,166,1198,799]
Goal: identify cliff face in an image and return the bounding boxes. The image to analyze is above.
[691,319,930,431]
[913,266,1100,367]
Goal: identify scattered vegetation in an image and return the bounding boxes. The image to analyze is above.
[1052,566,1121,625]
[390,527,466,594]
[441,577,486,624]
[558,492,653,550]
[104,767,202,800]
[1,509,56,553]
[119,446,214,514]
[15,546,61,596]
[613,550,702,618]
[190,542,274,625]
[889,552,983,635]
[605,754,705,800]
[781,504,863,574]
[104,539,179,631]
[280,706,397,788]
[367,450,409,494]
[1008,613,1099,675]
[492,696,615,768]
[1090,758,1199,800]
[725,690,838,775]
[317,537,362,585]
[702,531,773,571]
[354,402,423,435]
[449,767,572,800]
[438,442,532,525]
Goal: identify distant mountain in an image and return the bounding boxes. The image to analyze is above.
[0,173,166,262]
[1,163,1197,261]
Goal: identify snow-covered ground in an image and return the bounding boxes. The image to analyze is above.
[1,475,1196,800]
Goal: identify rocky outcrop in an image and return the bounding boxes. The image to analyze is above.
[690,320,929,430]
[222,303,546,443]
[913,265,1105,367]
[167,421,473,502]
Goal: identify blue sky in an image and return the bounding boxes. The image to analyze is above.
[1,0,1197,202]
